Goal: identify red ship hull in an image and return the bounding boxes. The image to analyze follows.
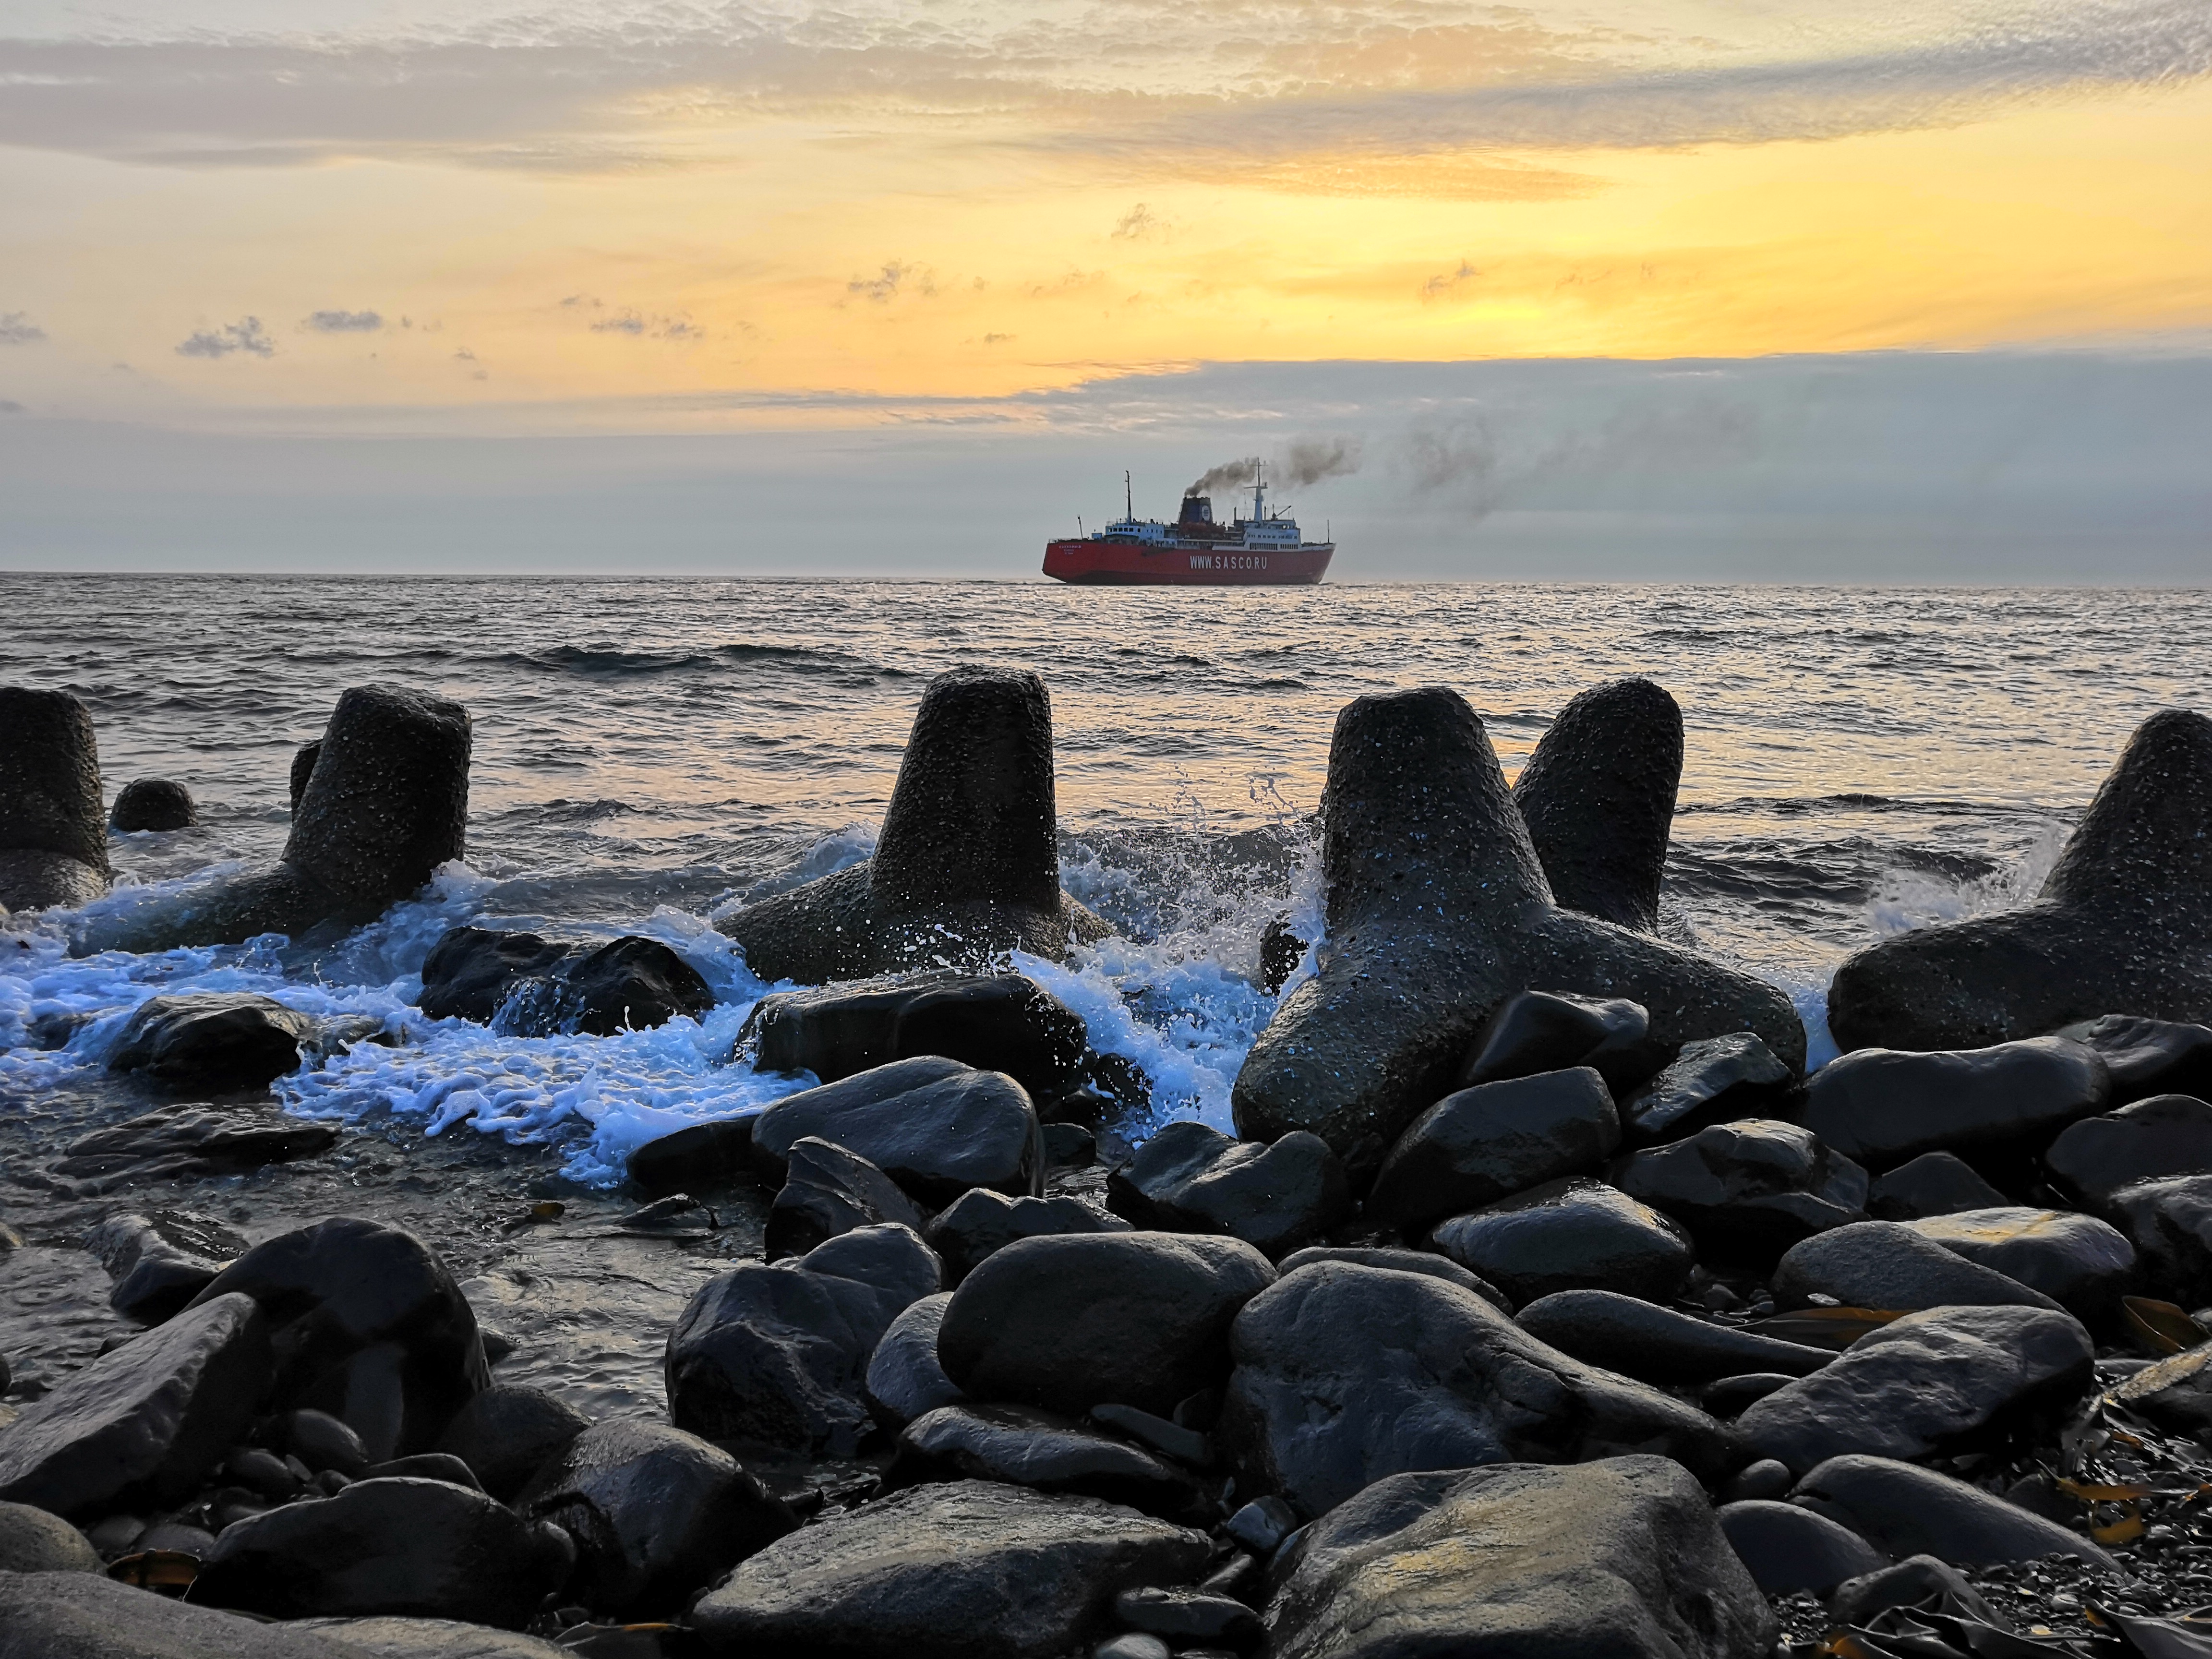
[1042,539,1334,586]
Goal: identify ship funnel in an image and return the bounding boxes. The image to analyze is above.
[1178,494,1214,526]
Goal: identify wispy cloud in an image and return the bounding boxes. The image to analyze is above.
[588,308,705,339]
[302,309,382,332]
[0,313,47,346]
[176,317,275,358]
[847,263,933,303]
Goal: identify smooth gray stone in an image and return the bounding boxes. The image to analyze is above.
[1264,1457,1773,1659]
[1231,687,1803,1179]
[87,1209,246,1324]
[1770,1220,2065,1313]
[1515,1289,1834,1384]
[749,1057,1041,1206]
[1363,1067,1620,1237]
[1221,1262,1740,1519]
[53,1105,340,1191]
[1429,1177,1694,1306]
[0,686,110,913]
[1788,1455,2114,1566]
[1512,677,1683,935]
[1621,1032,1792,1144]
[0,1570,373,1659]
[2106,1346,2212,1436]
[688,1480,1211,1659]
[1455,990,1655,1092]
[433,1386,585,1502]
[1827,709,2212,1050]
[1717,1500,1888,1595]
[925,1189,1128,1285]
[0,1503,100,1574]
[1735,1304,2093,1475]
[2047,1094,2212,1208]
[1904,1207,2135,1322]
[108,993,322,1092]
[865,1292,965,1428]
[110,778,197,833]
[767,1136,928,1262]
[2060,1014,2212,1105]
[0,1292,268,1518]
[1800,1037,2111,1170]
[1273,1246,1512,1311]
[1115,1584,1261,1645]
[716,668,1109,982]
[2110,1174,2212,1304]
[1827,1555,2003,1627]
[1106,1121,1350,1258]
[884,1404,1199,1518]
[1866,1152,2009,1221]
[1611,1118,1867,1255]
[291,1619,567,1659]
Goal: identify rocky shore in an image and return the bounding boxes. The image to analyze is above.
[2,667,2212,1659]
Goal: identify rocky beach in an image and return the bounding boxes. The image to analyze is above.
[4,577,2212,1659]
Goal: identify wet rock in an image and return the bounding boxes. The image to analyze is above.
[187,1216,490,1462]
[1044,1122,1095,1166]
[884,1404,1200,1518]
[0,685,111,913]
[78,684,472,955]
[1828,1555,2002,1626]
[1429,1177,1694,1305]
[1719,1459,1794,1502]
[291,1618,569,1658]
[0,1569,369,1659]
[1275,1244,1513,1310]
[286,1408,372,1478]
[1788,1454,2113,1566]
[1866,1152,2010,1221]
[228,1446,307,1499]
[418,928,712,1037]
[717,669,1110,983]
[110,777,198,833]
[938,1231,1275,1419]
[2060,1014,2212,1105]
[925,1189,1129,1285]
[0,1500,102,1572]
[766,1137,926,1262]
[1827,709,2212,1049]
[1512,678,1685,935]
[749,1056,1041,1205]
[864,1291,965,1428]
[1904,1207,2136,1322]
[1770,1220,2065,1312]
[87,1209,247,1324]
[1801,1037,2112,1171]
[1096,1637,1171,1659]
[0,1291,268,1517]
[1221,1261,1739,1518]
[2106,1345,2212,1436]
[1734,1304,2093,1474]
[1230,687,1804,1179]
[1455,990,1658,1092]
[1106,1122,1349,1258]
[515,1419,793,1620]
[2047,1094,2212,1209]
[2110,1174,2212,1302]
[1264,1456,1772,1659]
[1118,1585,1262,1647]
[624,1114,753,1196]
[52,1105,340,1190]
[1515,1289,1833,1384]
[1611,1120,1867,1257]
[1717,1500,1888,1595]
[744,970,1091,1103]
[1090,1403,1210,1468]
[1362,1067,1620,1238]
[415,927,568,1021]
[1705,1370,1798,1414]
[1621,1033,1794,1144]
[433,1385,588,1502]
[666,1222,941,1456]
[688,1479,1212,1659]
[191,1476,575,1627]
[365,1454,479,1489]
[108,993,323,1092]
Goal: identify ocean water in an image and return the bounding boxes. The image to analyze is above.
[5,575,2211,1189]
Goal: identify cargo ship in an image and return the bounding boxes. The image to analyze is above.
[1042,466,1335,586]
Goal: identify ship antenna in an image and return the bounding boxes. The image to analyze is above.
[1125,469,1132,521]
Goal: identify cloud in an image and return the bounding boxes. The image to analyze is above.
[1423,262,1481,300]
[847,263,933,304]
[590,313,648,335]
[301,309,382,332]
[0,313,47,346]
[588,309,705,339]
[1112,204,1162,240]
[0,400,24,413]
[175,317,275,359]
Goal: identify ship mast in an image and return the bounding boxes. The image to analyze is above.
[1125,470,1132,521]
[1250,458,1266,523]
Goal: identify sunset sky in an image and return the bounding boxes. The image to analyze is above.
[2,0,2208,575]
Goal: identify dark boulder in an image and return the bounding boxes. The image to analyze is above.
[53,1105,339,1191]
[1866,1152,2009,1221]
[924,1189,1129,1285]
[1716,1500,1888,1595]
[292,1620,567,1657]
[1704,1374,1798,1416]
[290,739,322,813]
[1515,1289,1833,1384]
[883,1404,1200,1518]
[749,1057,1041,1205]
[864,1291,965,1428]
[938,1231,1275,1419]
[666,1223,941,1455]
[1454,990,1658,1092]
[433,1385,589,1502]
[2107,1346,2212,1436]
[687,1479,1212,1659]
[0,1500,103,1573]
[109,778,197,833]
[744,970,1091,1102]
[78,684,472,954]
[1904,1207,2136,1322]
[1106,1122,1349,1258]
[2060,1014,2212,1104]
[418,926,712,1036]
[1826,709,2212,1050]
[416,927,568,1021]
[1734,1304,2093,1475]
[186,1216,490,1462]
[766,1137,926,1262]
[87,1209,246,1324]
[716,668,1110,983]
[1117,1585,1262,1647]
[515,1418,794,1619]
[1611,1119,1866,1257]
[1232,687,1803,1179]
[0,1570,369,1659]
[1511,677,1684,935]
[284,1408,371,1477]
[0,1291,269,1517]
[1275,1245,1513,1311]
[1621,1033,1793,1144]
[1221,1261,1740,1518]
[2111,1174,2212,1302]
[1788,1455,2113,1566]
[1263,1456,1772,1659]
[1800,1036,2111,1171]
[625,1114,753,1195]
[190,1476,575,1628]
[0,685,111,913]
[1828,1555,2003,1627]
[108,993,322,1093]
[1770,1220,2064,1312]
[1429,1178,1694,1305]
[2047,1095,2212,1208]
[1362,1067,1619,1238]
[364,1452,479,1489]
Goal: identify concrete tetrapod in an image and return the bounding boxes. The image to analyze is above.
[1512,676,1684,934]
[75,684,471,955]
[1231,687,1804,1178]
[1828,709,2212,1051]
[716,667,1108,982]
[0,686,112,913]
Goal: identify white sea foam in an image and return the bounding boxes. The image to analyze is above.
[1864,820,2069,938]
